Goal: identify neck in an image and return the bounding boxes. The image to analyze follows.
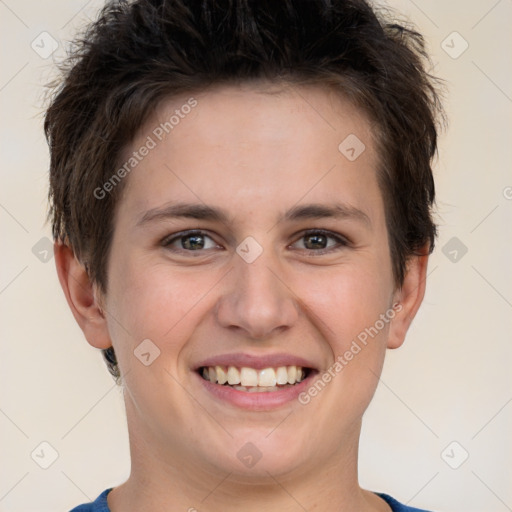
[108,404,390,512]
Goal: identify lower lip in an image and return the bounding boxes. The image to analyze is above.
[194,371,314,410]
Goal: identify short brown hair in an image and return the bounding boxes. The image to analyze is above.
[44,0,444,382]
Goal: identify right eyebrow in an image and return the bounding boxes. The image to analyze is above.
[137,202,231,227]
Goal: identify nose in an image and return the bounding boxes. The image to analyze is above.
[215,247,300,340]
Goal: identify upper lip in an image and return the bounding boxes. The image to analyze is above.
[194,352,319,371]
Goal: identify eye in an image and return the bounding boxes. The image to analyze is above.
[161,229,348,255]
[161,230,220,252]
[290,229,349,254]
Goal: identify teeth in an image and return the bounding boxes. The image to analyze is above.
[258,368,276,387]
[201,365,308,388]
[240,367,258,387]
[248,385,278,393]
[227,366,241,385]
[276,366,288,385]
[216,365,227,384]
[234,385,280,393]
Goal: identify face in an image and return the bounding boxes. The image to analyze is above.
[99,83,403,481]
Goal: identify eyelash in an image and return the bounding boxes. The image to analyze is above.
[160,229,350,256]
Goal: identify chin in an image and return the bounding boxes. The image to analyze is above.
[205,429,308,481]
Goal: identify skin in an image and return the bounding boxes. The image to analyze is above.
[55,82,428,512]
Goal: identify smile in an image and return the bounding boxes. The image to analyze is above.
[199,365,309,392]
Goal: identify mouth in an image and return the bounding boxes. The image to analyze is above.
[193,353,319,409]
[197,365,313,393]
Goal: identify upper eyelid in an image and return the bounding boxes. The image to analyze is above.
[298,229,349,243]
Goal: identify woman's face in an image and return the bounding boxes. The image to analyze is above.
[100,83,409,480]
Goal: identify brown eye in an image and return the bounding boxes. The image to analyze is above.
[162,230,218,251]
[303,233,329,250]
[292,230,348,254]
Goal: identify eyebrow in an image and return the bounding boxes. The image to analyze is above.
[137,201,371,228]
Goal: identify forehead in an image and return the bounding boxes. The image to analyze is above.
[116,83,384,228]
[143,82,376,157]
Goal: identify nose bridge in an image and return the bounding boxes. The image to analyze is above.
[216,241,299,339]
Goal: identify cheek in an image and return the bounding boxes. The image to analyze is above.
[104,261,210,428]
[305,263,393,346]
[298,265,392,412]
[105,257,223,371]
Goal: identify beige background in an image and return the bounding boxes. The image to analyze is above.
[1,0,511,510]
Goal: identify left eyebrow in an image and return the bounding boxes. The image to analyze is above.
[281,203,372,228]
[136,201,371,229]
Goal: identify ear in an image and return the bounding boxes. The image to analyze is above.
[54,242,112,350]
[387,250,429,350]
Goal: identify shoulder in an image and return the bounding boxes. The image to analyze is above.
[69,488,112,512]
[377,493,434,512]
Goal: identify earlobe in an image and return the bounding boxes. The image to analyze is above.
[387,251,429,350]
[54,242,112,350]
